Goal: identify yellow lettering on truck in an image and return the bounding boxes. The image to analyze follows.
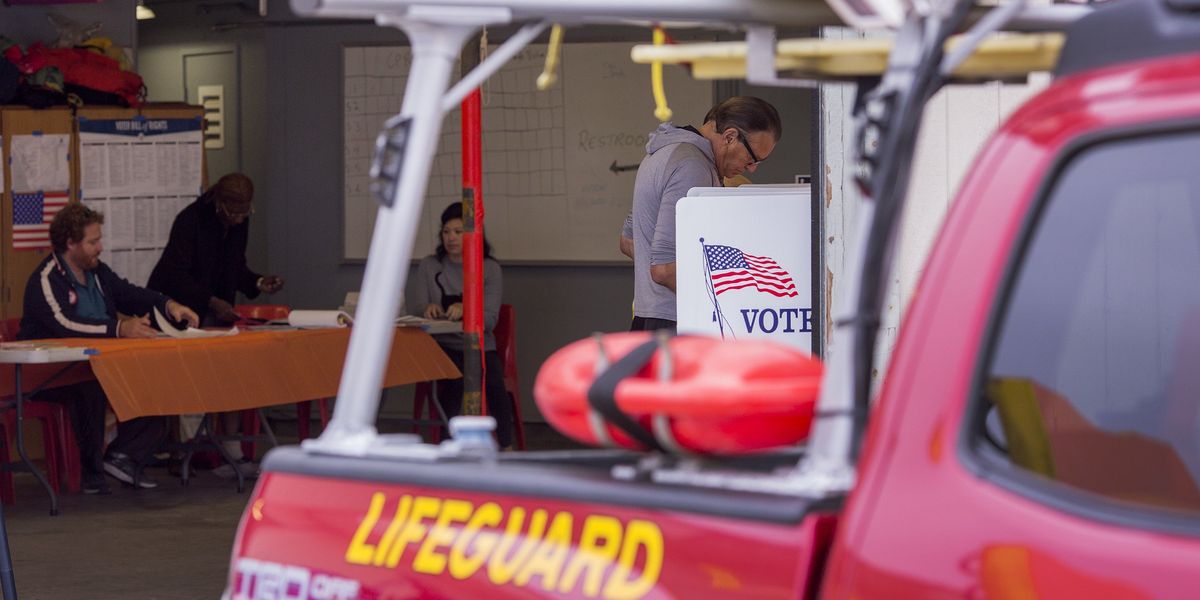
[344,492,386,565]
[344,494,666,600]
[448,502,503,580]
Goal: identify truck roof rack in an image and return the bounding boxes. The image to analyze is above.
[291,0,849,28]
[631,32,1065,82]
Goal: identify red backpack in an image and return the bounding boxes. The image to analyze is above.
[39,46,145,107]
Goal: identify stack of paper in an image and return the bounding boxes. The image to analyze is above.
[154,308,239,338]
[289,310,354,328]
[395,315,462,335]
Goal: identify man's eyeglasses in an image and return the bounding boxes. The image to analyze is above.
[219,203,255,219]
[737,131,764,166]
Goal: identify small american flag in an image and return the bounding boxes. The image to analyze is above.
[704,243,798,298]
[13,191,70,251]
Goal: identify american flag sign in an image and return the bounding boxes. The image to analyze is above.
[704,243,798,298]
[13,191,70,250]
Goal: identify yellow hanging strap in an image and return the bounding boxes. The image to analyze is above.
[480,28,490,103]
[537,24,564,90]
[650,26,672,122]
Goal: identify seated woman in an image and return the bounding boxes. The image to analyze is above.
[410,202,514,448]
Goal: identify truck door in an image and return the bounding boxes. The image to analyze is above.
[823,53,1200,599]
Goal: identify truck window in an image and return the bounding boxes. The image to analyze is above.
[977,129,1200,515]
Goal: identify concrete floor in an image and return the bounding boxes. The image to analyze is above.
[1,420,577,599]
[5,470,246,600]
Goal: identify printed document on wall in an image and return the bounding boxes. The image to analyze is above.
[10,134,69,192]
[76,116,204,273]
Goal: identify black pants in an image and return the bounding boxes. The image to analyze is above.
[630,316,677,333]
[436,348,514,448]
[33,380,167,481]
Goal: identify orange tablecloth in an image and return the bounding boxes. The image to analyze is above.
[1,328,458,421]
[0,361,96,399]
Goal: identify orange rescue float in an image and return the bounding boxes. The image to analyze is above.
[534,332,823,454]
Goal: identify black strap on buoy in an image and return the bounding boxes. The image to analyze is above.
[586,338,664,452]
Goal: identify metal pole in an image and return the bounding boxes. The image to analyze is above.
[315,16,490,451]
[0,496,16,600]
[461,39,486,418]
[13,367,56,515]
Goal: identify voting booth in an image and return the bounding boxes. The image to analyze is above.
[676,184,816,353]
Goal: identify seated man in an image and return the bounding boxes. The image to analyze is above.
[19,203,199,494]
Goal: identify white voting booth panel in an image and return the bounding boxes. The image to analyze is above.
[676,185,813,352]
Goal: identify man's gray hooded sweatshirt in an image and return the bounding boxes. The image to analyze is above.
[623,123,720,321]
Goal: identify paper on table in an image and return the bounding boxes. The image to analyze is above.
[394,315,431,326]
[288,310,353,328]
[154,307,239,338]
[395,315,462,335]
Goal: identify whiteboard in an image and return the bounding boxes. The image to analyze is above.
[342,42,713,262]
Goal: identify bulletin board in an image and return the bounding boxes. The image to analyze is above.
[1,106,74,319]
[75,105,206,287]
[342,42,714,263]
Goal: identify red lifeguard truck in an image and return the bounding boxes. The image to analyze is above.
[224,0,1200,597]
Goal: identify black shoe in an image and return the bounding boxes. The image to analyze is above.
[212,458,260,480]
[82,478,112,495]
[103,453,158,489]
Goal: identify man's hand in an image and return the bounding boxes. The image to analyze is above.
[208,297,239,324]
[619,235,635,259]
[257,275,285,294]
[119,315,157,339]
[445,302,463,321]
[167,300,200,328]
[650,262,677,292]
[423,303,445,320]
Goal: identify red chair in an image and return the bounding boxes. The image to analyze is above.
[0,319,16,341]
[234,304,290,323]
[233,304,331,454]
[411,381,443,443]
[411,304,526,449]
[493,304,527,450]
[0,317,82,497]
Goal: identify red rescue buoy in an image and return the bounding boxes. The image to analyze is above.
[534,332,823,454]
